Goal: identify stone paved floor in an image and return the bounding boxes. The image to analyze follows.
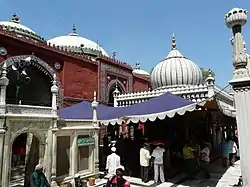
[156,160,241,187]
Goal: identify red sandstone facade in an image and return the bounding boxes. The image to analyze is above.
[0,25,150,107]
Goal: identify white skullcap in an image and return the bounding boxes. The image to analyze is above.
[74,174,80,178]
[116,165,125,171]
[35,164,43,171]
[111,147,116,152]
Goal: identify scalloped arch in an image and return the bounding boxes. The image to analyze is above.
[2,55,63,107]
[106,79,126,102]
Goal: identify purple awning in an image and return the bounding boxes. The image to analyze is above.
[58,92,199,125]
[100,92,198,125]
[58,101,121,120]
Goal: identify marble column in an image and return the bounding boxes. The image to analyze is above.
[39,144,45,165]
[0,127,5,183]
[0,62,8,184]
[1,132,10,187]
[51,128,58,187]
[92,91,99,173]
[225,8,250,186]
[70,132,77,176]
[45,128,53,182]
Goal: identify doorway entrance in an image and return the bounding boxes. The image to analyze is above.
[11,133,40,187]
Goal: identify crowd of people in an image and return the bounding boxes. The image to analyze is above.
[182,136,239,180]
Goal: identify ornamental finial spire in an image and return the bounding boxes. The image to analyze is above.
[69,24,78,36]
[11,13,20,23]
[172,33,176,50]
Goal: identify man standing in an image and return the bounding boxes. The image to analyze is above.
[140,143,151,183]
[228,138,238,166]
[106,147,121,175]
[152,144,165,184]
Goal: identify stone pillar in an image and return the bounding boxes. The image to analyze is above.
[51,127,58,187]
[51,72,59,186]
[225,8,250,186]
[91,92,99,173]
[70,131,78,176]
[0,126,5,183]
[0,62,8,183]
[1,132,10,187]
[39,144,45,165]
[45,128,53,182]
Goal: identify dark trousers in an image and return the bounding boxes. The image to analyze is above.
[229,153,236,166]
[140,166,149,182]
[200,161,210,178]
[184,159,196,179]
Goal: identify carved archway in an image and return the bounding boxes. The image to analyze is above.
[10,129,45,186]
[3,55,63,107]
[106,79,126,105]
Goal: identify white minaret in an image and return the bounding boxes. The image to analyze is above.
[51,73,58,116]
[205,69,215,99]
[225,8,250,186]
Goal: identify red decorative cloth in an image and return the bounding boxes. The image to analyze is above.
[138,123,145,135]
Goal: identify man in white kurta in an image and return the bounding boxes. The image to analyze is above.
[152,144,165,183]
[106,147,121,175]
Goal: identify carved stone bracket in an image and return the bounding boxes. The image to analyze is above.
[100,63,133,102]
[1,55,63,107]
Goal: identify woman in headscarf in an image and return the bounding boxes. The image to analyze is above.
[30,164,50,187]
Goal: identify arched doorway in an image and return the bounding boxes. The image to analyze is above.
[11,133,40,187]
[107,81,125,106]
[3,55,63,107]
[7,66,52,106]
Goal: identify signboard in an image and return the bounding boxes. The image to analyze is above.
[77,137,95,147]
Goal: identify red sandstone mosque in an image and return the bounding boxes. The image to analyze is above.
[0,14,150,108]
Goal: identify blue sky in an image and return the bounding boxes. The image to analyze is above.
[0,0,250,87]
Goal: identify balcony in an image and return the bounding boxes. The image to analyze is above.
[5,104,55,118]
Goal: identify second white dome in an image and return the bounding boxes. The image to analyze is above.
[48,24,109,57]
[151,36,203,89]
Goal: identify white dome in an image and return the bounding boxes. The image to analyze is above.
[0,14,45,42]
[0,20,35,33]
[133,69,150,76]
[48,25,108,57]
[151,36,203,89]
[132,63,150,77]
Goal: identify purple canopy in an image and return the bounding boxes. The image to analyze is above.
[58,92,198,125]
[58,101,120,120]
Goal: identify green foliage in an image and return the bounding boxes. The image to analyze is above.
[200,68,215,80]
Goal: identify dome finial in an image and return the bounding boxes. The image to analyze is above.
[172,33,176,50]
[11,13,20,24]
[69,24,78,36]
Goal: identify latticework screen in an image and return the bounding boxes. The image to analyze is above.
[56,136,70,176]
[78,146,90,172]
